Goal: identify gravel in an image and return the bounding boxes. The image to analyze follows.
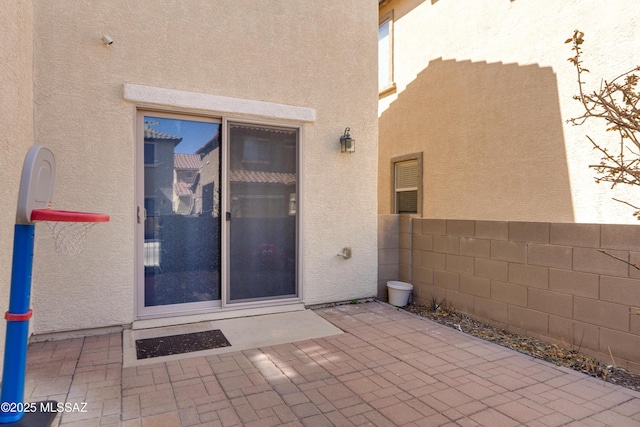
[403,302,640,392]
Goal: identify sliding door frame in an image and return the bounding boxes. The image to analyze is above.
[135,111,304,320]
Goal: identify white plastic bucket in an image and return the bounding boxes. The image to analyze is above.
[387,281,413,307]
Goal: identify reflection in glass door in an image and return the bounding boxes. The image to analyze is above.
[228,123,298,302]
[141,115,221,309]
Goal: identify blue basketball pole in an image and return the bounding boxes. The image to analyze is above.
[0,224,35,423]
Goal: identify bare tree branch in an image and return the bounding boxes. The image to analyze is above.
[567,30,640,215]
[612,198,640,210]
[597,250,640,271]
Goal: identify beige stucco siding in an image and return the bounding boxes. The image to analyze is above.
[379,0,640,224]
[28,0,378,335]
[0,0,34,370]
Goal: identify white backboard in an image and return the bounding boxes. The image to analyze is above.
[16,146,55,224]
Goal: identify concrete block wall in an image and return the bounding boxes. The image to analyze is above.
[378,216,640,373]
[377,215,414,298]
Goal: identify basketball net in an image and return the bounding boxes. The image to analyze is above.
[44,221,96,255]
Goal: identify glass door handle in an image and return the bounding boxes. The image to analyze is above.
[226,212,231,221]
[137,206,147,224]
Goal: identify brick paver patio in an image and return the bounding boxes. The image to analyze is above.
[21,302,640,426]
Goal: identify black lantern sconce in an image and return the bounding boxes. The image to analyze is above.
[339,127,355,153]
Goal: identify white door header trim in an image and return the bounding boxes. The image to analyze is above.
[124,84,316,123]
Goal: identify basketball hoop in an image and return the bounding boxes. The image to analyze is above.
[31,209,110,255]
[13,146,110,255]
[0,146,112,424]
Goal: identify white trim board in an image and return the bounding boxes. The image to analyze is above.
[123,84,316,123]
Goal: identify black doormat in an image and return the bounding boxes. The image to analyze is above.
[135,329,231,359]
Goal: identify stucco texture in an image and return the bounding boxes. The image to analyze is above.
[379,0,640,224]
[29,0,378,335]
[0,1,34,371]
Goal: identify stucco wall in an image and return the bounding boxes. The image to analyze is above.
[0,1,34,371]
[379,0,640,224]
[30,0,378,335]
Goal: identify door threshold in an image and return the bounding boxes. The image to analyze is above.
[132,302,305,330]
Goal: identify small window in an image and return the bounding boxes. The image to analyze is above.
[379,12,394,93]
[393,155,422,214]
[243,138,270,163]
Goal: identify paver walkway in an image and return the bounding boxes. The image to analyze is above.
[22,302,640,426]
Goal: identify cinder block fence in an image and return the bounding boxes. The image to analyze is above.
[378,215,640,374]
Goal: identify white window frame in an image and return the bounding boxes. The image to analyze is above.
[392,153,423,215]
[379,11,395,96]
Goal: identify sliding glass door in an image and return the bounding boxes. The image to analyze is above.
[137,114,298,317]
[138,113,221,314]
[227,123,298,302]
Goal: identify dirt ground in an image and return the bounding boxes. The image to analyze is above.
[403,302,640,392]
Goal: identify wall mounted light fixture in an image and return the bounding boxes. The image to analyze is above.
[339,127,355,153]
